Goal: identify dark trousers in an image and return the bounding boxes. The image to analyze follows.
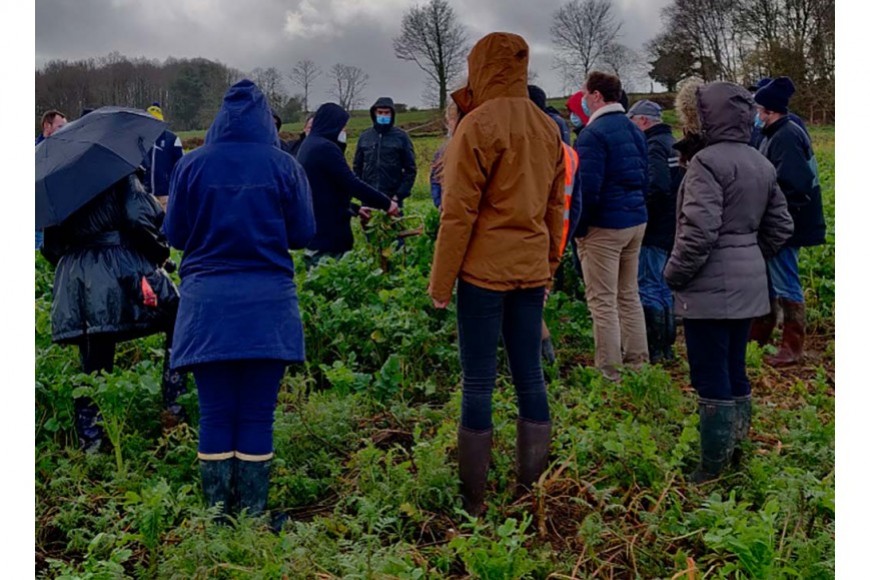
[75,335,117,443]
[683,319,752,401]
[457,280,550,431]
[192,360,286,458]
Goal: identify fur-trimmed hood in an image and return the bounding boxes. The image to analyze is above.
[676,79,754,144]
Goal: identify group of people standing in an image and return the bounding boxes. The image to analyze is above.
[427,32,824,513]
[37,30,826,523]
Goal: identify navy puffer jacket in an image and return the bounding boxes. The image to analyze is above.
[574,106,648,236]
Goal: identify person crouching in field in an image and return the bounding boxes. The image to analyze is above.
[429,32,565,516]
[165,80,316,520]
[664,80,794,483]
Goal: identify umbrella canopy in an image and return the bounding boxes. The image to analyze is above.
[35,106,167,229]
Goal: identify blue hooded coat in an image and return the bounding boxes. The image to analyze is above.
[164,80,316,369]
[297,103,392,253]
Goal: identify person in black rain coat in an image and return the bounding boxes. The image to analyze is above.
[41,172,185,450]
[353,97,417,207]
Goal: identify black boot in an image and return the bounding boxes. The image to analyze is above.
[541,337,556,365]
[200,458,235,519]
[731,395,752,466]
[691,398,736,484]
[235,458,271,517]
[516,419,552,495]
[643,306,665,364]
[458,426,493,517]
[663,306,677,361]
[74,397,105,453]
[161,345,189,429]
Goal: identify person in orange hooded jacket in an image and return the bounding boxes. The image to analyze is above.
[428,32,565,517]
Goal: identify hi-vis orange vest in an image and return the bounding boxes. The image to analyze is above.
[559,143,579,256]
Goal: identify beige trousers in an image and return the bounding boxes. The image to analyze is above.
[577,224,649,378]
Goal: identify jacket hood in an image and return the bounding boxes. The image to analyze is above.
[675,78,703,135]
[311,103,350,142]
[566,91,590,125]
[451,32,529,115]
[370,97,396,129]
[697,82,754,144]
[679,81,754,144]
[205,80,279,146]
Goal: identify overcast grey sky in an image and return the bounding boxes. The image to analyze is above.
[36,0,671,108]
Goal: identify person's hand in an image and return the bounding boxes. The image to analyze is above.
[358,207,372,220]
[432,297,449,309]
[387,200,400,217]
[544,287,551,303]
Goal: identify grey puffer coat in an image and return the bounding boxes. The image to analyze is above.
[664,82,794,319]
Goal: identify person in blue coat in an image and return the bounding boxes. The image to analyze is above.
[143,103,184,211]
[297,102,398,268]
[164,79,316,519]
[574,71,649,381]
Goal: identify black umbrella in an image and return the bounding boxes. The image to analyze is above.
[35,106,167,229]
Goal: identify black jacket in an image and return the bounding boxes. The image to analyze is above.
[759,116,826,247]
[353,97,417,202]
[297,103,392,253]
[286,133,306,157]
[643,123,684,251]
[41,174,178,344]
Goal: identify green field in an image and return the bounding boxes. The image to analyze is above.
[36,126,834,578]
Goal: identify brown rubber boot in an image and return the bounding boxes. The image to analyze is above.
[516,418,552,495]
[457,426,493,517]
[749,298,779,346]
[765,300,806,367]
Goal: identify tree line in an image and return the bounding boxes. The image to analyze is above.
[646,0,834,122]
[36,0,834,131]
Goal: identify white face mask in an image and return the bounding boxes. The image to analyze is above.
[338,130,347,144]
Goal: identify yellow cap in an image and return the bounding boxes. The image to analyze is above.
[147,105,164,121]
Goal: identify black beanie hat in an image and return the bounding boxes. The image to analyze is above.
[754,76,795,114]
[527,85,547,111]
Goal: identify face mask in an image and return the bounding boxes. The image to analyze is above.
[569,112,582,128]
[754,112,764,129]
[376,114,392,125]
[581,97,591,117]
[338,130,347,144]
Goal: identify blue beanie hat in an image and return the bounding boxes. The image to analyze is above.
[754,77,795,114]
[749,77,772,92]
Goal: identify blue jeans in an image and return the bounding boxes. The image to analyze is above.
[193,360,286,458]
[638,246,673,312]
[36,230,44,250]
[767,247,804,303]
[457,280,550,431]
[683,319,752,400]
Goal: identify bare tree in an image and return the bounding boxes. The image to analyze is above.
[601,43,646,92]
[329,64,369,111]
[288,59,321,114]
[551,0,623,85]
[393,0,469,110]
[250,66,288,109]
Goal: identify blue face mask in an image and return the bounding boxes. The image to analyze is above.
[754,112,764,129]
[569,112,583,128]
[376,114,392,125]
[581,97,591,117]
